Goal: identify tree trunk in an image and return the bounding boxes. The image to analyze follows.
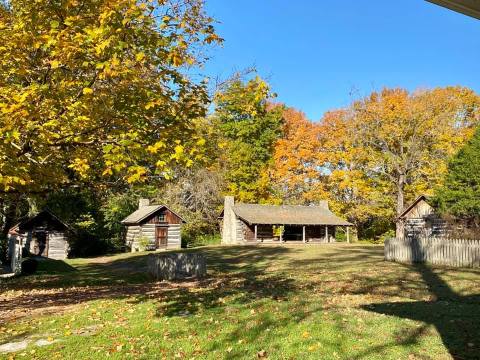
[0,197,18,263]
[395,174,406,238]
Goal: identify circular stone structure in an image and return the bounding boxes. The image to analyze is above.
[147,252,206,280]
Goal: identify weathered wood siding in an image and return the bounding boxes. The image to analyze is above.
[245,224,274,241]
[307,226,336,243]
[236,219,247,242]
[127,223,183,251]
[140,224,157,250]
[47,231,68,260]
[126,225,141,250]
[385,237,480,268]
[167,224,182,249]
[144,209,182,225]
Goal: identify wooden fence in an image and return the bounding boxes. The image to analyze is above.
[384,237,480,268]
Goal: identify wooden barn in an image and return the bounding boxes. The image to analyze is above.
[220,196,352,244]
[397,195,446,239]
[122,199,185,251]
[8,210,71,260]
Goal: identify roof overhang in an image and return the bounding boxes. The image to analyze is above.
[397,195,432,219]
[426,0,480,19]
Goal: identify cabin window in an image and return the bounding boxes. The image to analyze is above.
[158,213,166,222]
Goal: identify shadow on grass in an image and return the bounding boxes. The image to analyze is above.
[363,263,480,360]
[34,257,78,274]
[0,246,300,325]
[2,243,479,359]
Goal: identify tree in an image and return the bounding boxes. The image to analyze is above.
[154,166,224,243]
[271,107,323,204]
[0,0,221,244]
[214,77,284,203]
[0,0,220,193]
[350,87,479,237]
[434,126,480,227]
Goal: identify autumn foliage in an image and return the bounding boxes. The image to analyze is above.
[268,87,480,239]
[0,0,221,193]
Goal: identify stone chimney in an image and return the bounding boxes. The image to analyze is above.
[318,200,329,210]
[138,198,150,209]
[222,196,236,244]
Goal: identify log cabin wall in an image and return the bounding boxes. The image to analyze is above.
[126,207,183,251]
[47,231,69,260]
[126,225,141,249]
[24,230,68,259]
[140,223,157,250]
[244,223,274,241]
[167,224,181,248]
[306,225,336,242]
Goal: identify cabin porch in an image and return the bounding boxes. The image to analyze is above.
[243,223,351,243]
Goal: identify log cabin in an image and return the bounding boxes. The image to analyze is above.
[220,196,352,244]
[122,199,185,251]
[396,195,447,239]
[8,210,71,260]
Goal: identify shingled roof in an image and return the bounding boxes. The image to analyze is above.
[231,204,352,226]
[121,205,164,225]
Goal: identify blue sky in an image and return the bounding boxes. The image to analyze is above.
[202,0,480,121]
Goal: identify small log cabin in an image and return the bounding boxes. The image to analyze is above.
[8,210,71,260]
[122,199,185,251]
[220,196,352,244]
[397,195,446,238]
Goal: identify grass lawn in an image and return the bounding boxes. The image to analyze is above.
[1,244,479,359]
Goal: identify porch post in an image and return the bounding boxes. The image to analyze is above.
[254,224,257,241]
[346,226,350,243]
[280,226,283,242]
[325,225,329,243]
[302,226,306,243]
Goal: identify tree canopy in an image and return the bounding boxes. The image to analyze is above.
[434,126,480,226]
[0,0,221,194]
[213,77,284,203]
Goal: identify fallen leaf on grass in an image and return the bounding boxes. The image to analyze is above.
[257,350,267,358]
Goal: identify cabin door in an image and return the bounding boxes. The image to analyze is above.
[155,227,168,248]
[33,231,48,257]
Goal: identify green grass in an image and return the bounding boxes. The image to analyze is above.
[1,244,479,359]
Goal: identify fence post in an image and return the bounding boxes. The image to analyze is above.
[10,240,22,275]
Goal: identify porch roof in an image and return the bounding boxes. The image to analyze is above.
[232,204,352,226]
[427,0,480,20]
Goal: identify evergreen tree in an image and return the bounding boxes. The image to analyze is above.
[435,127,480,224]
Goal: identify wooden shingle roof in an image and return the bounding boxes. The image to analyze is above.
[121,205,185,225]
[11,209,70,233]
[231,203,352,226]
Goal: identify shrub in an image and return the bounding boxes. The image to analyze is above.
[137,236,151,251]
[378,229,395,243]
[21,258,38,275]
[186,233,221,248]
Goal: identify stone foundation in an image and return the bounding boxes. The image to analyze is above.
[147,253,206,280]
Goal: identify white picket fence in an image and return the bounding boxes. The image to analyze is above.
[384,237,480,268]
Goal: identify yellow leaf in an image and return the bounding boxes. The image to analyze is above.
[135,52,145,62]
[50,60,60,69]
[82,87,93,95]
